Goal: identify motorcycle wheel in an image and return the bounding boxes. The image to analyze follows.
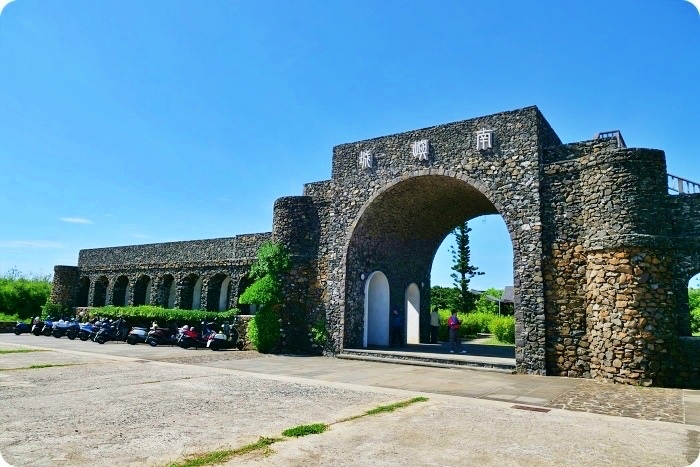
[32,329,41,336]
[180,340,191,349]
[42,328,52,336]
[236,341,245,351]
[79,333,89,341]
[67,331,77,340]
[53,331,62,338]
[147,338,158,347]
[96,335,106,344]
[209,342,219,351]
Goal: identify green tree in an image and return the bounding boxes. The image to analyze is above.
[449,221,483,313]
[430,285,460,311]
[239,241,291,353]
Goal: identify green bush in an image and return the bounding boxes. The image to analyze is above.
[474,288,503,314]
[81,305,239,325]
[691,308,700,335]
[488,316,516,344]
[0,273,51,320]
[41,301,70,319]
[247,306,280,353]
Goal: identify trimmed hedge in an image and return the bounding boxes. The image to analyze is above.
[79,305,240,325]
[691,308,700,335]
[488,316,516,344]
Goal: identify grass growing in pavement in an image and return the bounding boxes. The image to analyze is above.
[363,397,429,416]
[0,363,77,371]
[0,349,47,354]
[166,437,280,467]
[165,397,429,466]
[282,423,328,438]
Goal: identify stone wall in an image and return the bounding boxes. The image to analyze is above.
[50,104,700,387]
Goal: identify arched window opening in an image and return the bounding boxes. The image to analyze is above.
[77,277,90,307]
[112,276,129,307]
[93,276,108,307]
[133,275,152,306]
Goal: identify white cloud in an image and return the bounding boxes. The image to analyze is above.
[59,217,93,224]
[686,0,700,17]
[0,240,65,249]
[0,0,14,16]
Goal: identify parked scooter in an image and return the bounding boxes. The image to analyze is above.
[78,320,100,341]
[126,326,149,345]
[94,318,128,344]
[40,317,55,336]
[30,317,44,336]
[177,323,210,350]
[146,323,179,347]
[52,318,80,339]
[13,319,34,335]
[206,322,243,351]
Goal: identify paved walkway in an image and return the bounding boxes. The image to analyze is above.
[1,334,699,426]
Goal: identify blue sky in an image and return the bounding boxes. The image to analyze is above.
[0,0,699,290]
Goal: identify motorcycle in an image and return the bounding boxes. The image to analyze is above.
[94,318,128,344]
[13,320,33,335]
[126,326,149,345]
[40,317,55,336]
[177,324,210,350]
[146,324,179,347]
[52,318,80,340]
[30,317,44,336]
[206,323,243,351]
[78,320,100,341]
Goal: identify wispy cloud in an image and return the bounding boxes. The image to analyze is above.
[0,0,15,16]
[0,240,65,249]
[59,217,93,224]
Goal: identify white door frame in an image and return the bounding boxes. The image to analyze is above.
[405,283,420,344]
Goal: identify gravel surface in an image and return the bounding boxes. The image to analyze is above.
[0,355,400,466]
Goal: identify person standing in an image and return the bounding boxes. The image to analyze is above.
[448,310,466,354]
[390,309,405,348]
[429,308,440,344]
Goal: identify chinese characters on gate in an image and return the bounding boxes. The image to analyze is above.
[358,150,373,170]
[476,128,493,150]
[411,139,429,161]
[358,129,494,170]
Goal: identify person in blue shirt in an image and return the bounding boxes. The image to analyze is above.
[390,309,405,348]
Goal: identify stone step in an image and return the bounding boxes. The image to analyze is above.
[338,348,516,374]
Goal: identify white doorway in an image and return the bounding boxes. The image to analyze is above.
[219,277,231,311]
[193,277,203,310]
[364,271,390,347]
[405,283,420,344]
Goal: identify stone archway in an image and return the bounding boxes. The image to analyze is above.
[364,271,390,347]
[343,174,527,360]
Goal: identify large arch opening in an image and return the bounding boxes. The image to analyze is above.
[77,277,90,307]
[160,274,176,309]
[179,274,201,310]
[206,274,231,311]
[344,175,517,353]
[686,272,700,337]
[93,276,108,307]
[112,275,130,307]
[133,275,152,306]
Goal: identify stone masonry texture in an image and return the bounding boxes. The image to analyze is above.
[51,105,700,388]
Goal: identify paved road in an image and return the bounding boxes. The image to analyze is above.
[1,334,699,466]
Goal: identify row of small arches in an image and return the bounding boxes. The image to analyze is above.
[76,273,256,312]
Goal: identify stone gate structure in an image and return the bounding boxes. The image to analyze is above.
[51,106,700,388]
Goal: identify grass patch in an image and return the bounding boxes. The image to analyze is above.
[0,312,22,322]
[282,423,328,438]
[363,397,428,416]
[167,437,280,467]
[0,363,77,371]
[166,397,428,466]
[0,349,47,354]
[469,337,515,347]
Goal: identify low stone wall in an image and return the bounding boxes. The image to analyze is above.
[0,322,17,333]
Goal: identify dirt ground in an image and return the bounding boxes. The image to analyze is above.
[0,339,698,467]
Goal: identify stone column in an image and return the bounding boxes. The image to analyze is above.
[49,266,80,308]
[579,147,675,386]
[272,196,320,352]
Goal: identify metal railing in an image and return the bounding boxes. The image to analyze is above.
[669,173,700,194]
[594,130,626,148]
